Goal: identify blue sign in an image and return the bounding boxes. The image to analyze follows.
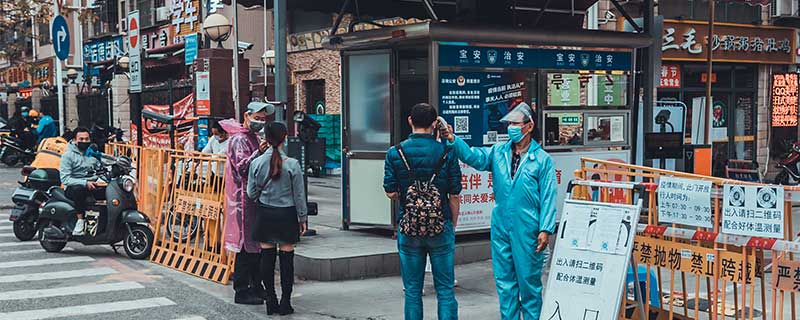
[82,36,126,76]
[185,34,198,66]
[438,44,632,71]
[439,71,528,146]
[51,16,70,61]
[197,119,209,150]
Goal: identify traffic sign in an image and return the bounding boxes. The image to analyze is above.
[128,11,142,93]
[51,16,70,61]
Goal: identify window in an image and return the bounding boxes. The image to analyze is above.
[305,79,325,114]
[38,23,50,45]
[659,0,761,24]
[290,10,331,33]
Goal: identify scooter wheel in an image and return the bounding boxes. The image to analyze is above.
[39,224,66,253]
[12,219,37,241]
[124,224,154,260]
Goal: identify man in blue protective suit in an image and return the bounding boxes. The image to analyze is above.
[442,102,557,320]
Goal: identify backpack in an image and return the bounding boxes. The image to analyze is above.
[395,143,449,237]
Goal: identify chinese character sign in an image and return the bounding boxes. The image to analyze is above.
[541,200,640,320]
[771,73,799,127]
[772,257,800,293]
[722,184,785,239]
[658,177,712,228]
[632,237,757,283]
[455,164,493,232]
[661,20,795,64]
[171,0,200,44]
[658,64,681,89]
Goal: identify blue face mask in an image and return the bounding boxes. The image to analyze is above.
[508,125,526,143]
[21,112,28,117]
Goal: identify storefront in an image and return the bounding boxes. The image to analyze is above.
[325,22,650,232]
[656,20,795,177]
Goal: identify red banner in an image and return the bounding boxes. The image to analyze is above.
[658,64,681,89]
[142,94,196,149]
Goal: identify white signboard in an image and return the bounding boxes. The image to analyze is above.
[657,177,713,228]
[552,150,630,222]
[127,11,142,93]
[542,200,639,320]
[455,163,492,232]
[196,71,210,101]
[722,184,785,239]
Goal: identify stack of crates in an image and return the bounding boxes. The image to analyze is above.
[308,114,342,173]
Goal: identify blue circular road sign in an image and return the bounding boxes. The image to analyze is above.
[51,16,70,61]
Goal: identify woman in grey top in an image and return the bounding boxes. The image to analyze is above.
[246,122,307,316]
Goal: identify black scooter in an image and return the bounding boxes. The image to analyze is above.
[8,166,59,240]
[37,153,154,259]
[0,134,36,166]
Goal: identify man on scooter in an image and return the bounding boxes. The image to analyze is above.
[60,127,103,236]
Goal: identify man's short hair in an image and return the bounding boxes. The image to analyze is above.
[410,103,437,128]
[73,127,90,136]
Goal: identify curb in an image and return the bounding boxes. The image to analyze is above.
[0,204,16,210]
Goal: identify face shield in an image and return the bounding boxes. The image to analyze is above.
[500,102,534,124]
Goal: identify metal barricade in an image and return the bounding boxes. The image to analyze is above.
[577,157,800,320]
[148,153,234,284]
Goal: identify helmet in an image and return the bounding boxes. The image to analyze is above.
[28,110,40,118]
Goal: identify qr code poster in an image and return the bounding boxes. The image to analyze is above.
[454,116,470,133]
[722,184,785,239]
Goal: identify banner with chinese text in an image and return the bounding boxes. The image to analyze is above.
[142,94,195,149]
[661,20,794,64]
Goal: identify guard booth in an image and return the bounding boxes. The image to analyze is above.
[326,22,652,232]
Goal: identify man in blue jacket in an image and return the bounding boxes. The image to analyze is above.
[442,102,557,320]
[384,103,462,320]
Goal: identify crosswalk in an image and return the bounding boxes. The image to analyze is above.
[0,212,248,320]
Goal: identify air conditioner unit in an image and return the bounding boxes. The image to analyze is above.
[120,18,127,32]
[772,0,798,17]
[156,6,170,22]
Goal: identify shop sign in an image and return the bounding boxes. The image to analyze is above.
[288,17,423,53]
[170,0,200,44]
[772,257,800,293]
[633,237,757,284]
[141,24,172,51]
[771,73,799,127]
[657,177,712,228]
[662,20,795,64]
[722,184,785,239]
[0,65,30,86]
[208,0,223,13]
[546,73,628,107]
[82,36,126,76]
[440,44,632,71]
[31,59,54,87]
[659,64,681,88]
[700,72,718,83]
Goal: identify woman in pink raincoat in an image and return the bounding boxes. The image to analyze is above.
[221,102,273,305]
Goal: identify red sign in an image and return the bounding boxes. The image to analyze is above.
[142,94,195,149]
[658,64,681,88]
[700,73,717,83]
[129,17,139,49]
[772,73,799,127]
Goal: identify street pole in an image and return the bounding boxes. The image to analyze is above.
[705,1,715,146]
[274,0,287,120]
[232,0,241,120]
[53,0,65,135]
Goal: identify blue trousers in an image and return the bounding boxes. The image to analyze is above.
[398,222,458,320]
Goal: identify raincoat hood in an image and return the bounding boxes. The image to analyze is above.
[219,118,250,135]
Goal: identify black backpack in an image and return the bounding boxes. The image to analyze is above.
[395,143,449,237]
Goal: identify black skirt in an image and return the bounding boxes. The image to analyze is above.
[252,204,300,244]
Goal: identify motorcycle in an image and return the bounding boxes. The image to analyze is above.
[8,166,60,240]
[0,133,36,166]
[37,152,154,259]
[774,141,800,185]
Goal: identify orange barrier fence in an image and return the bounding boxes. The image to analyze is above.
[575,158,800,320]
[148,153,234,284]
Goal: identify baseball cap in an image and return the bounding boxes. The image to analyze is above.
[246,101,275,115]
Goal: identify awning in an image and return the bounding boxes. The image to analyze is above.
[323,21,653,51]
[244,0,600,30]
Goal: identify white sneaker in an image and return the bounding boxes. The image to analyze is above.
[72,219,85,236]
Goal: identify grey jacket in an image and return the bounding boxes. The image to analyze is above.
[246,149,308,223]
[59,143,101,187]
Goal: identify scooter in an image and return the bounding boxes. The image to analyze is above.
[37,153,154,259]
[8,166,59,240]
[774,141,800,185]
[0,133,36,166]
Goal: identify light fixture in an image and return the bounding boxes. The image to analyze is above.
[203,13,232,48]
[66,68,79,81]
[262,50,275,74]
[117,56,129,70]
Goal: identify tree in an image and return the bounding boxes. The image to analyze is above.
[0,0,54,66]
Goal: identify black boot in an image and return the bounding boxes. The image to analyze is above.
[260,248,279,315]
[234,253,263,305]
[278,251,295,315]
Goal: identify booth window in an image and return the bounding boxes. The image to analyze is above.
[546,72,628,108]
[346,53,391,152]
[585,114,627,144]
[544,112,583,147]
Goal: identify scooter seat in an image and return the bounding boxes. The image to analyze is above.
[49,188,76,208]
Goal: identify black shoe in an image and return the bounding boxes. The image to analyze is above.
[278,296,294,316]
[234,291,264,305]
[266,296,280,315]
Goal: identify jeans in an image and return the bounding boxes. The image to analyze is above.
[398,221,457,320]
[65,184,105,214]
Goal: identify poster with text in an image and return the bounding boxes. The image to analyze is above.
[722,184,785,239]
[542,200,639,320]
[657,177,713,228]
[455,163,493,232]
[439,71,527,147]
